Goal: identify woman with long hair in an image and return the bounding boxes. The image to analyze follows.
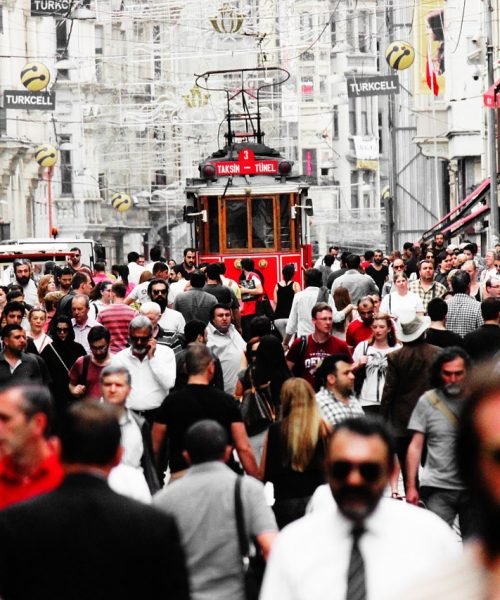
[380,272,424,319]
[260,377,330,529]
[273,264,301,339]
[235,335,291,461]
[28,307,52,353]
[352,312,401,413]
[37,275,57,307]
[0,286,8,316]
[332,286,354,340]
[41,315,86,421]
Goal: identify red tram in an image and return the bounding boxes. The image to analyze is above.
[183,68,313,297]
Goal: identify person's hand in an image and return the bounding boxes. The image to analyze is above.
[73,384,86,396]
[147,338,157,360]
[405,487,420,505]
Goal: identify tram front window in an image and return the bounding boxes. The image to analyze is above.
[226,200,248,249]
[251,197,274,248]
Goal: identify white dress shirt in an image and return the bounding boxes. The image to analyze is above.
[260,496,460,600]
[206,322,246,395]
[110,346,176,410]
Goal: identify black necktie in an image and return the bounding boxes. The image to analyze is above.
[346,525,366,600]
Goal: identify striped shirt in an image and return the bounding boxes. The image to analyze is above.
[97,304,138,353]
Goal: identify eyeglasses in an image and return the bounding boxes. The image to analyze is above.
[329,460,383,483]
[56,327,69,333]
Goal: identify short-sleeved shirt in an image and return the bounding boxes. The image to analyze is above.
[68,357,107,401]
[345,319,372,350]
[407,389,463,490]
[315,387,364,425]
[97,304,138,353]
[286,335,351,387]
[155,384,242,472]
[352,342,401,405]
[154,461,277,600]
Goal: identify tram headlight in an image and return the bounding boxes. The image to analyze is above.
[201,163,217,180]
[278,161,292,176]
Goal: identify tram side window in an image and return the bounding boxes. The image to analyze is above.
[208,197,219,252]
[251,197,274,249]
[280,194,292,250]
[226,200,248,249]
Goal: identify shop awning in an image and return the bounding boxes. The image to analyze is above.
[483,80,500,108]
[441,203,489,237]
[421,178,490,242]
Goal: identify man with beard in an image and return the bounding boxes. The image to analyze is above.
[345,296,375,349]
[0,325,48,386]
[406,347,476,536]
[57,267,74,296]
[66,247,91,277]
[10,259,38,305]
[409,259,447,314]
[397,363,500,599]
[365,249,389,295]
[260,417,458,600]
[179,247,197,281]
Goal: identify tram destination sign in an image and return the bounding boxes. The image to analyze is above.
[31,0,71,16]
[3,90,56,111]
[346,75,399,98]
[214,148,278,176]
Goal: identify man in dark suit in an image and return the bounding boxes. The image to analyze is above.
[0,402,190,600]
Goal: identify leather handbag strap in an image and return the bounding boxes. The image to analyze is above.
[426,390,459,428]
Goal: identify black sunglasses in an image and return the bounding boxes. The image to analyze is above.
[151,289,167,295]
[56,327,69,333]
[329,460,383,483]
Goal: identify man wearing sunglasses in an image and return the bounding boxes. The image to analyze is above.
[260,417,458,600]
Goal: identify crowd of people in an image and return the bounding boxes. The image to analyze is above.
[0,237,498,599]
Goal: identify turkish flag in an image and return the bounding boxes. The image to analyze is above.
[426,47,439,96]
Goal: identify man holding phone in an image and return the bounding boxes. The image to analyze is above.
[111,316,176,462]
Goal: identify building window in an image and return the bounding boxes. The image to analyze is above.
[0,5,3,34]
[56,20,68,57]
[349,97,356,135]
[332,107,339,140]
[351,170,359,209]
[330,18,336,47]
[0,223,10,241]
[59,135,73,195]
[98,173,106,200]
[301,76,314,102]
[358,12,370,53]
[0,106,6,135]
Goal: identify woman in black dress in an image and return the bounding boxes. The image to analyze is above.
[41,315,86,425]
[260,377,331,529]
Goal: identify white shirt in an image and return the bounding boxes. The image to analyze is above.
[125,281,150,305]
[119,408,144,469]
[71,317,99,353]
[108,463,152,504]
[158,307,185,334]
[206,322,246,395]
[379,291,424,319]
[127,262,145,285]
[168,278,188,306]
[110,346,176,410]
[261,497,460,600]
[286,287,337,337]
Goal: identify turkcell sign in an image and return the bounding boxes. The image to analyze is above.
[346,75,399,98]
[31,0,71,16]
[215,160,278,176]
[4,91,56,111]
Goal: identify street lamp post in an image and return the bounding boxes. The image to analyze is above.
[485,0,499,247]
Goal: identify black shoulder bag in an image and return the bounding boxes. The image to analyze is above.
[235,476,266,600]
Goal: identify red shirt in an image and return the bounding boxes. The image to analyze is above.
[0,449,63,510]
[346,319,372,349]
[97,304,138,353]
[286,335,351,387]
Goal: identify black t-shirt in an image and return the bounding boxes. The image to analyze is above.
[365,265,389,294]
[425,328,463,349]
[155,384,242,472]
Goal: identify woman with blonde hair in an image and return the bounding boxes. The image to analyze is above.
[37,274,57,307]
[28,306,52,353]
[260,377,330,528]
